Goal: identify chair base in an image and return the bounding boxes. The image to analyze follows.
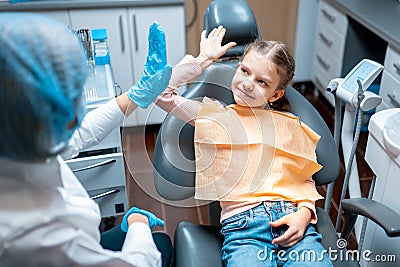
[174,221,224,267]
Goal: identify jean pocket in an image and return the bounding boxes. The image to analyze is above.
[220,215,248,235]
[304,224,322,241]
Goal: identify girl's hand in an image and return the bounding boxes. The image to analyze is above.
[196,25,237,69]
[269,207,312,247]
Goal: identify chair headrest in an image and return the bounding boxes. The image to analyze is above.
[203,0,261,57]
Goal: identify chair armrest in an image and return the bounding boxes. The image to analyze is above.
[174,222,224,267]
[341,198,400,239]
[316,207,340,249]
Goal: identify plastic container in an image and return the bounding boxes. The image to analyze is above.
[92,28,110,65]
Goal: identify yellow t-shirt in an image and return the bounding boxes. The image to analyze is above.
[194,97,323,203]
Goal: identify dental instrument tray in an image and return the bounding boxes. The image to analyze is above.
[336,59,383,103]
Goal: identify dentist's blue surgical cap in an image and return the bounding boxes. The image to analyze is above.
[0,13,88,160]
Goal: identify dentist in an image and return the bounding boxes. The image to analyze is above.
[0,13,172,267]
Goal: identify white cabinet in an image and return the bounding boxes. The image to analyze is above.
[127,6,185,125]
[65,64,128,218]
[30,10,70,24]
[311,0,348,106]
[376,45,400,112]
[69,8,132,101]
[69,5,185,126]
[66,152,128,218]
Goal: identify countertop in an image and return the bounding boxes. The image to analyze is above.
[0,0,184,11]
[328,0,400,51]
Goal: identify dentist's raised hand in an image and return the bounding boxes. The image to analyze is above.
[196,25,237,69]
[128,22,172,108]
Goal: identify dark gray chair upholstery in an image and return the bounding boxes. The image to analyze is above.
[153,1,400,266]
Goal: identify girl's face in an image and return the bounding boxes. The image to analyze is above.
[231,49,285,108]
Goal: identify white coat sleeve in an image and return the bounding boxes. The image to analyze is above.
[61,98,125,159]
[8,220,161,267]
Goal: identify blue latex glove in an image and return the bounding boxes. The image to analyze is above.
[121,206,165,232]
[128,22,172,108]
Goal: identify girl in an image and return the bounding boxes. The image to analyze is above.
[154,26,333,266]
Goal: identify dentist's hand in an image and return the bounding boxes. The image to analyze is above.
[128,22,172,108]
[121,206,165,232]
[196,25,237,69]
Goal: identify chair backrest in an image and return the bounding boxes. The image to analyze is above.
[153,0,340,203]
[203,0,261,58]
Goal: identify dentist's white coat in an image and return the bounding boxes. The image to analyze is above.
[0,99,161,267]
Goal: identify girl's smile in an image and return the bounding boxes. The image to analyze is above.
[236,87,255,99]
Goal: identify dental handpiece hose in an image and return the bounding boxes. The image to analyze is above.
[335,79,364,231]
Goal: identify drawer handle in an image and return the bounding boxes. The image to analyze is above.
[119,15,125,53]
[91,189,120,200]
[114,82,123,97]
[317,55,330,70]
[388,93,400,107]
[72,159,117,172]
[321,8,336,23]
[318,33,333,47]
[393,63,400,73]
[132,14,138,52]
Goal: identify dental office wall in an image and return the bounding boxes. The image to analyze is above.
[185,0,317,82]
[184,0,299,57]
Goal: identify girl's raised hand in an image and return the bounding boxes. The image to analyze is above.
[196,25,237,69]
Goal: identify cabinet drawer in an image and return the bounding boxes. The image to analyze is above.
[379,70,400,109]
[313,42,343,78]
[384,45,400,80]
[89,185,128,217]
[66,153,126,191]
[82,127,121,152]
[315,18,347,58]
[318,0,348,34]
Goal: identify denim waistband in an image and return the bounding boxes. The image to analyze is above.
[222,201,298,224]
[251,201,297,214]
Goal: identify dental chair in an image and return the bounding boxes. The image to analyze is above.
[153,1,400,266]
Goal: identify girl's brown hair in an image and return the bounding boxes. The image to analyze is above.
[242,40,295,110]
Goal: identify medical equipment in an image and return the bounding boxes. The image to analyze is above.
[336,59,383,107]
[361,108,400,266]
[77,29,95,66]
[325,59,383,244]
[384,111,400,157]
[92,28,110,65]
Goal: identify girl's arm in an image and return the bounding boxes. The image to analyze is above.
[154,26,236,125]
[154,55,204,126]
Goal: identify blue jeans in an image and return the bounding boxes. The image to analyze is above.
[221,201,333,267]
